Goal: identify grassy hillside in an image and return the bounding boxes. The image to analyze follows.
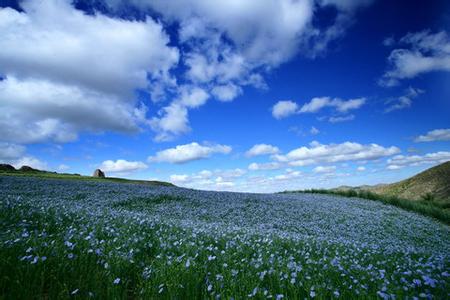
[0,166,174,187]
[370,161,450,201]
[283,162,450,224]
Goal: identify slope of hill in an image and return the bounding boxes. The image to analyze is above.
[370,161,450,201]
[0,164,174,187]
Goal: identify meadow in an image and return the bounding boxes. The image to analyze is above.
[283,189,450,225]
[1,175,449,299]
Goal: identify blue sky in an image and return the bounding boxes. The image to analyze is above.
[1,0,449,192]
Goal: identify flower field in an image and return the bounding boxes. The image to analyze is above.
[1,175,449,299]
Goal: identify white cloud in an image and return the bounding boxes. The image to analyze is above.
[272,101,299,119]
[299,97,366,113]
[299,97,329,113]
[380,30,450,86]
[215,176,235,188]
[170,174,191,184]
[215,168,247,179]
[387,151,450,170]
[0,142,47,170]
[150,102,190,142]
[0,76,148,143]
[0,1,179,144]
[169,168,242,191]
[310,126,320,135]
[0,142,26,160]
[1,0,376,144]
[356,166,366,172]
[272,141,400,166]
[248,162,282,171]
[211,84,242,102]
[12,156,48,170]
[108,0,371,140]
[178,86,210,108]
[414,128,450,142]
[272,97,365,120]
[99,159,148,173]
[196,170,213,179]
[313,165,336,173]
[246,144,280,157]
[133,0,314,68]
[274,168,302,181]
[149,142,232,164]
[328,115,355,123]
[0,1,178,97]
[384,87,424,113]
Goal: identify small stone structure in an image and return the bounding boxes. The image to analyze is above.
[93,169,105,178]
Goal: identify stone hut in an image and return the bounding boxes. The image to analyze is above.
[93,169,105,178]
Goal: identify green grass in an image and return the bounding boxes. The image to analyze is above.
[113,195,187,211]
[0,170,174,187]
[282,189,450,225]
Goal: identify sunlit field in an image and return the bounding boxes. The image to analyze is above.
[1,176,448,299]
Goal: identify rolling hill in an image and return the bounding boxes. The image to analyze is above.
[0,164,174,187]
[369,161,450,201]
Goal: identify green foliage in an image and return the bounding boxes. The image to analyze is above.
[421,193,435,202]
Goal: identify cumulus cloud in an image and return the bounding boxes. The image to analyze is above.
[149,142,232,164]
[313,165,336,173]
[246,144,280,157]
[274,168,302,181]
[248,162,282,171]
[414,128,450,142]
[169,167,244,190]
[12,156,48,170]
[215,168,247,179]
[0,1,178,96]
[387,152,450,170]
[0,1,178,144]
[130,0,313,67]
[113,0,373,139]
[384,87,424,113]
[170,174,191,183]
[150,102,190,142]
[272,101,299,119]
[380,30,450,86]
[0,76,148,143]
[1,0,375,143]
[99,159,148,173]
[0,142,26,160]
[328,115,355,123]
[272,141,400,166]
[178,86,210,108]
[211,84,242,102]
[215,177,235,188]
[0,142,47,170]
[272,97,365,120]
[299,97,366,113]
[150,86,212,141]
